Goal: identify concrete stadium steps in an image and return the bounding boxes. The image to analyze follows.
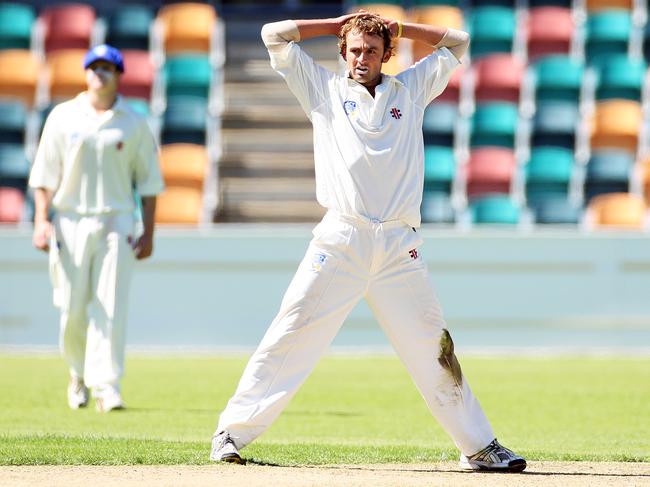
[219,151,314,177]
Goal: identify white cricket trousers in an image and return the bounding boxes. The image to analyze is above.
[49,212,136,395]
[217,211,495,456]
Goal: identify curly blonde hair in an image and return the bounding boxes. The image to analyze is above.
[338,14,394,59]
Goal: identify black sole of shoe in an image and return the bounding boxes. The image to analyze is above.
[222,454,245,465]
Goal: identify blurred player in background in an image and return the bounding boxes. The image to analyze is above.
[28,44,164,413]
[210,12,526,472]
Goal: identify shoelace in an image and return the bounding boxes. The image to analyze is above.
[216,432,237,450]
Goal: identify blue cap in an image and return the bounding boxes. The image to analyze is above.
[83,44,124,73]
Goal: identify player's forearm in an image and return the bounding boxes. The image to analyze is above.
[261,17,347,50]
[402,24,469,60]
[33,188,51,224]
[140,196,156,237]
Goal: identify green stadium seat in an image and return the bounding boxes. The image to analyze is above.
[0,143,29,188]
[161,95,207,145]
[471,194,520,224]
[525,147,574,205]
[534,55,583,103]
[584,150,633,202]
[595,56,646,101]
[164,54,212,100]
[0,100,27,144]
[424,145,455,194]
[470,102,518,148]
[423,102,457,147]
[105,4,154,50]
[585,11,631,67]
[469,7,515,59]
[0,3,35,49]
[531,101,579,150]
[528,196,581,224]
[421,192,455,224]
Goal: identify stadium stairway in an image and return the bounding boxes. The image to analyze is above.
[216,17,339,223]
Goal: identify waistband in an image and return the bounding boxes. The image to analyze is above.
[326,210,409,229]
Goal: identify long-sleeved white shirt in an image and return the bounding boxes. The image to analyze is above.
[29,93,164,215]
[264,29,460,227]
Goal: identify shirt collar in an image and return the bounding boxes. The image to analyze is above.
[77,92,126,115]
[344,71,404,93]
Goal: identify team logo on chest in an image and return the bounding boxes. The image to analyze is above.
[343,100,358,116]
[390,107,402,119]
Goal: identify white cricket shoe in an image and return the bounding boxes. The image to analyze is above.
[459,439,527,472]
[210,430,244,464]
[67,377,89,409]
[95,389,125,413]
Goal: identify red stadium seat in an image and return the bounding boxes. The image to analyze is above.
[119,50,154,100]
[40,3,95,53]
[474,54,525,103]
[527,7,574,61]
[465,147,516,198]
[0,49,40,106]
[0,186,24,222]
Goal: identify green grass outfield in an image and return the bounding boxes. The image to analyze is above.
[0,354,648,465]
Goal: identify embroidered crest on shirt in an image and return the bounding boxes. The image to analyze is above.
[343,100,358,116]
[311,252,327,272]
[409,248,419,260]
[390,107,402,119]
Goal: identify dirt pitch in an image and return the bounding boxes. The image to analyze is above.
[2,462,649,487]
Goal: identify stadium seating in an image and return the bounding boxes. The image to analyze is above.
[533,55,583,103]
[0,143,29,186]
[0,185,24,222]
[585,10,632,67]
[474,54,525,103]
[0,2,35,49]
[588,192,646,228]
[40,3,95,53]
[105,4,154,51]
[595,56,646,101]
[47,49,87,101]
[159,143,207,188]
[471,194,520,224]
[163,54,212,100]
[161,95,207,145]
[585,0,632,10]
[0,100,27,144]
[0,49,40,106]
[527,7,574,61]
[470,102,518,148]
[423,102,458,147]
[421,192,455,224]
[584,150,633,202]
[531,101,579,150]
[157,2,216,54]
[410,5,464,62]
[119,50,154,100]
[125,97,150,117]
[525,147,574,205]
[155,185,203,224]
[469,6,515,59]
[424,145,455,194]
[590,100,642,155]
[528,196,581,224]
[465,147,516,198]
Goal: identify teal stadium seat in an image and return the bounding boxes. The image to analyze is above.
[424,145,455,194]
[471,194,520,224]
[596,56,646,101]
[0,100,27,144]
[0,3,35,49]
[585,150,632,202]
[161,95,207,145]
[106,4,154,50]
[164,54,212,100]
[0,143,29,188]
[525,147,574,205]
[470,102,518,148]
[469,7,515,59]
[534,55,583,103]
[585,11,631,67]
[125,97,150,117]
[531,101,579,150]
[423,102,458,147]
[528,196,581,224]
[421,192,455,224]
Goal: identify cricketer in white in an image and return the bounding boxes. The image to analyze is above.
[29,45,164,413]
[211,13,526,472]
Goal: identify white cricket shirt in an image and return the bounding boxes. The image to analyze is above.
[267,42,459,227]
[29,93,164,215]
